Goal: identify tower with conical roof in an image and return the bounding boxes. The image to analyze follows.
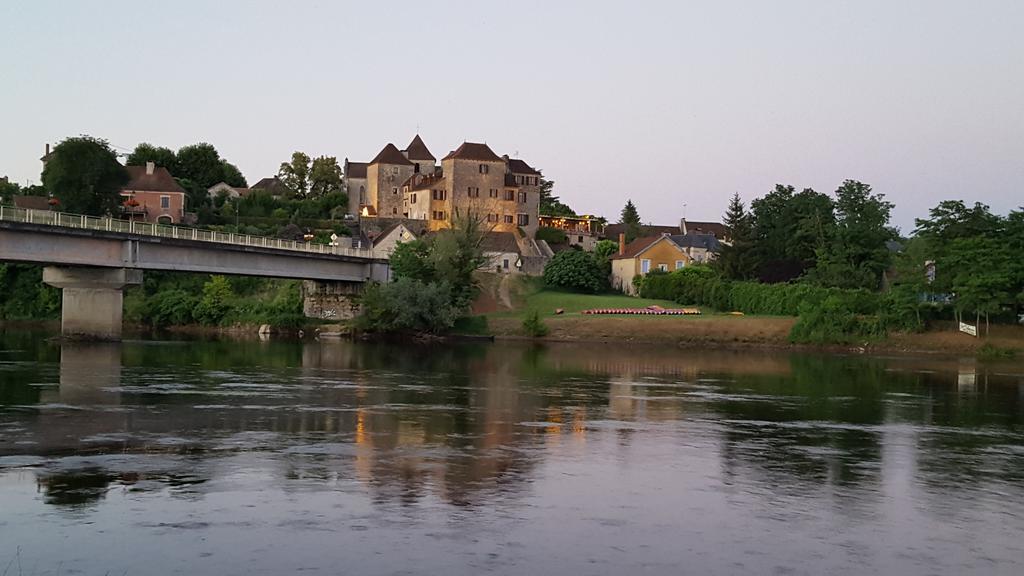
[402,135,436,176]
[366,143,414,217]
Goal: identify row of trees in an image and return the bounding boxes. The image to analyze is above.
[712,180,896,289]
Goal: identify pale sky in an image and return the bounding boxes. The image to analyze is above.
[2,0,1022,232]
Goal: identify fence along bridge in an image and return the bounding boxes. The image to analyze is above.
[0,206,389,339]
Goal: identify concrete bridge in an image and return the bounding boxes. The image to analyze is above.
[0,206,390,339]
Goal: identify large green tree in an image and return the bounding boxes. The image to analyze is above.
[749,185,835,282]
[310,155,343,198]
[714,192,757,280]
[807,180,896,289]
[41,136,128,215]
[619,199,642,243]
[126,143,178,173]
[278,152,312,199]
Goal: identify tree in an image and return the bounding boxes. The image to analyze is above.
[175,143,226,189]
[309,156,343,198]
[357,212,488,333]
[126,143,177,173]
[221,161,247,188]
[749,185,835,282]
[41,136,128,216]
[278,152,311,199]
[806,180,896,289]
[715,193,757,280]
[539,177,576,217]
[619,200,642,243]
[543,250,608,293]
[0,179,20,204]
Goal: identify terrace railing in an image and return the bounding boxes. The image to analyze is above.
[0,205,373,258]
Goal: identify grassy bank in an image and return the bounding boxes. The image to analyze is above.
[471,275,1024,356]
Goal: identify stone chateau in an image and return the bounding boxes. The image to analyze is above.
[344,135,541,236]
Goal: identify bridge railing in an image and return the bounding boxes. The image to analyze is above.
[0,205,374,258]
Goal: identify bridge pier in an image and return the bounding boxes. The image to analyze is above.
[302,280,363,321]
[43,267,143,341]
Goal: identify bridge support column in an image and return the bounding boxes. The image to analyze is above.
[43,267,143,341]
[302,280,363,321]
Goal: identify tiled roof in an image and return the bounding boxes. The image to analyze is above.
[604,224,679,239]
[610,235,683,260]
[403,135,435,161]
[370,143,413,166]
[442,142,503,162]
[345,161,368,179]
[480,231,520,254]
[410,172,445,191]
[123,165,186,194]
[251,177,289,195]
[506,158,541,175]
[683,220,728,238]
[670,233,722,252]
[13,196,52,210]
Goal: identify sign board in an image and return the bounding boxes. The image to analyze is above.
[959,322,978,337]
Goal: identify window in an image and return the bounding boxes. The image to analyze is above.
[578,235,584,243]
[503,259,510,270]
[518,191,527,203]
[479,164,489,174]
[392,166,399,175]
[658,264,668,272]
[675,260,685,270]
[487,213,498,223]
[392,187,398,195]
[411,193,417,204]
[392,207,397,214]
[504,215,514,224]
[503,190,515,201]
[432,210,446,220]
[516,175,523,184]
[467,187,479,198]
[489,188,498,198]
[160,196,170,209]
[641,259,651,274]
[433,189,447,201]
[414,163,421,174]
[517,214,530,226]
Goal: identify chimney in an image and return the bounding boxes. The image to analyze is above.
[680,217,687,235]
[146,161,155,175]
[45,143,50,156]
[618,233,626,255]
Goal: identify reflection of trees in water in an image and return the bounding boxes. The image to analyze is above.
[715,356,897,495]
[36,466,209,507]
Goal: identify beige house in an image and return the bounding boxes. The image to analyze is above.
[370,222,418,259]
[610,234,693,295]
[207,181,250,200]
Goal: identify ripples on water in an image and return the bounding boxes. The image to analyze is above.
[1,332,1023,575]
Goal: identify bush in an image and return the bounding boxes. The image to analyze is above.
[522,310,549,337]
[194,276,235,325]
[535,227,568,245]
[356,278,461,334]
[543,250,608,293]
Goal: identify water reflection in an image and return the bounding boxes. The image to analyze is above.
[0,331,1023,574]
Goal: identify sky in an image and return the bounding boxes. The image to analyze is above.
[1,0,1022,232]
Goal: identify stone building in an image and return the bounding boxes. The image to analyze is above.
[350,136,541,237]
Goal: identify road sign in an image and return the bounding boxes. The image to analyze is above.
[959,322,977,337]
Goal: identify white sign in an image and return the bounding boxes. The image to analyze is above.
[959,322,978,337]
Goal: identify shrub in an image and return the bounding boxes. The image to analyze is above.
[194,275,235,325]
[535,227,568,245]
[522,310,549,337]
[543,250,608,293]
[356,278,461,334]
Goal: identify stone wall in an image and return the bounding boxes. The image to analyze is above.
[302,280,363,321]
[367,163,414,218]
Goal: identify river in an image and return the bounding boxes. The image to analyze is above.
[1,329,1023,575]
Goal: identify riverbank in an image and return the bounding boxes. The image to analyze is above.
[473,279,1024,358]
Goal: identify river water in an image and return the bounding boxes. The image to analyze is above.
[1,330,1023,575]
